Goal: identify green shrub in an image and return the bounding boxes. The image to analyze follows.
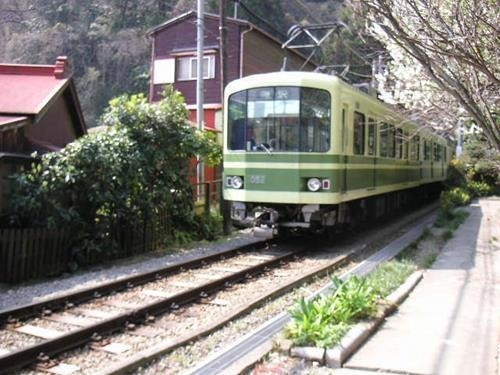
[193,211,223,241]
[461,133,500,187]
[439,187,471,219]
[445,159,468,188]
[466,181,493,198]
[9,87,221,259]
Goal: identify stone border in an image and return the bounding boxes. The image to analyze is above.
[288,270,424,368]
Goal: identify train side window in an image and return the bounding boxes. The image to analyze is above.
[367,118,376,156]
[387,124,395,158]
[424,140,431,160]
[443,146,447,162]
[434,144,441,161]
[395,128,403,159]
[411,135,420,161]
[403,129,410,160]
[353,112,365,155]
[432,142,437,161]
[380,123,388,157]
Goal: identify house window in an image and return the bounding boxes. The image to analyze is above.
[176,55,215,81]
[153,58,175,84]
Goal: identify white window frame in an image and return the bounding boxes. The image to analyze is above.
[177,55,215,81]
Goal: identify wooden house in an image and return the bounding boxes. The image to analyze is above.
[148,11,314,184]
[0,56,87,215]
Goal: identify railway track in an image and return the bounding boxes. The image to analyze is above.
[0,204,437,374]
[0,238,352,374]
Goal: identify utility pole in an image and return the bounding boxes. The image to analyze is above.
[220,0,232,235]
[196,0,204,193]
[196,0,204,132]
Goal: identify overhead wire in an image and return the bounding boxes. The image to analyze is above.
[237,0,287,40]
[236,0,383,76]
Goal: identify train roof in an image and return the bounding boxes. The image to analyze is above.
[225,71,448,144]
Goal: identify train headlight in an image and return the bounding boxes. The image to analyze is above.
[231,176,244,189]
[307,178,322,192]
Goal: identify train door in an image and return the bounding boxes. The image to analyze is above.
[439,146,448,177]
[341,104,349,192]
[367,118,377,189]
[430,141,434,179]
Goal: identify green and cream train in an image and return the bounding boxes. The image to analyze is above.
[223,71,450,238]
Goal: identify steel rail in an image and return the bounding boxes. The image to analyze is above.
[0,249,300,374]
[101,250,354,375]
[188,212,437,375]
[0,240,266,325]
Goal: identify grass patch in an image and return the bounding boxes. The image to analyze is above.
[423,253,438,268]
[366,260,417,298]
[441,229,454,241]
[436,207,469,229]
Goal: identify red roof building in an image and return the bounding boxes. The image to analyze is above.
[0,56,87,215]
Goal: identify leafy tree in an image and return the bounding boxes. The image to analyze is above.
[461,132,500,186]
[10,86,221,255]
[355,0,500,150]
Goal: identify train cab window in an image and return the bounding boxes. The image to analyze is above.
[228,87,330,152]
[353,112,365,155]
[410,135,420,161]
[228,91,248,150]
[395,128,403,159]
[367,118,376,156]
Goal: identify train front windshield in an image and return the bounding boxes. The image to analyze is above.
[228,86,330,152]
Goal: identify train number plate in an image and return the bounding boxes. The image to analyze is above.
[249,175,266,184]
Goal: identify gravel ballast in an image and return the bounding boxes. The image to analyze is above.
[0,230,261,311]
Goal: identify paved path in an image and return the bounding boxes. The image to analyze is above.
[342,198,500,375]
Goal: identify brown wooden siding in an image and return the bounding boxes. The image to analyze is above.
[152,15,244,105]
[151,14,314,105]
[24,95,77,151]
[242,30,314,76]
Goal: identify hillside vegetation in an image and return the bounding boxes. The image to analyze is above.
[0,0,358,126]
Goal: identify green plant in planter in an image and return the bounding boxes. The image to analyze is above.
[286,275,378,348]
[286,297,349,348]
[328,276,378,322]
